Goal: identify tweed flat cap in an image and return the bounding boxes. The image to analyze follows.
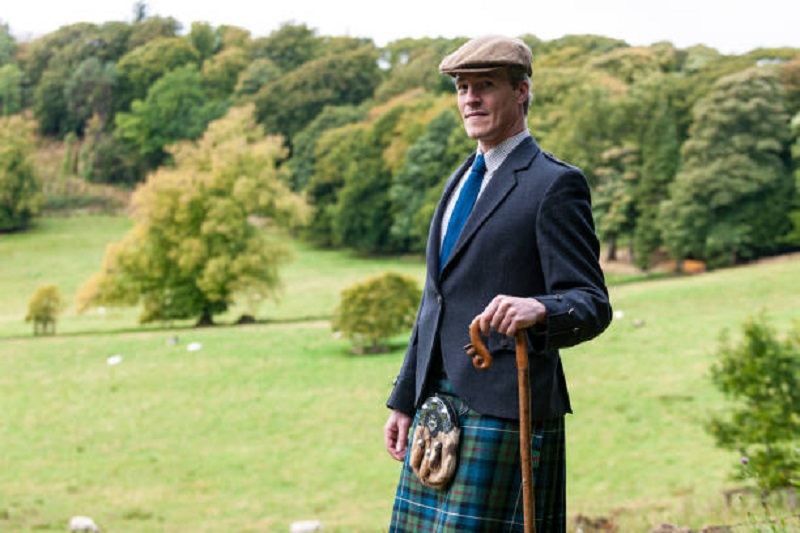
[439,35,532,77]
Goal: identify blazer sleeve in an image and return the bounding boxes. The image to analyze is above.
[529,167,612,352]
[386,303,421,416]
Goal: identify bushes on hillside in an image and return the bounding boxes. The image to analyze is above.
[332,272,420,354]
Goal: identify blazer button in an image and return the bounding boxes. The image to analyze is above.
[437,295,443,305]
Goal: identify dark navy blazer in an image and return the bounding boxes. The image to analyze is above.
[387,136,612,421]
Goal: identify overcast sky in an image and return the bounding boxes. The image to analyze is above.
[3,0,798,55]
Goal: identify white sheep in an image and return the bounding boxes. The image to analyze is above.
[69,515,100,532]
[290,520,323,532]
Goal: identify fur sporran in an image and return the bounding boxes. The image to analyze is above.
[409,395,460,489]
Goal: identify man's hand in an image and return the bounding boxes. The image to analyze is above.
[384,409,412,461]
[478,295,546,337]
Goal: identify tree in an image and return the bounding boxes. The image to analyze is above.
[234,58,281,100]
[592,145,639,261]
[660,68,794,267]
[325,93,435,253]
[0,64,23,116]
[541,83,623,186]
[64,57,117,130]
[22,22,133,135]
[779,57,800,117]
[77,105,307,325]
[304,123,361,247]
[126,15,180,50]
[25,284,64,335]
[32,64,78,136]
[188,21,220,63]
[389,108,464,252]
[115,36,199,110]
[0,22,17,67]
[786,111,800,247]
[374,39,456,102]
[114,64,227,171]
[201,46,250,100]
[18,22,100,90]
[79,113,144,185]
[332,272,421,354]
[0,115,42,230]
[254,45,380,146]
[251,22,321,73]
[285,104,365,192]
[624,74,684,268]
[331,123,394,253]
[95,21,135,63]
[586,46,664,84]
[706,314,800,493]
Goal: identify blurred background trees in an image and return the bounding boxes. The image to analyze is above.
[0,12,799,281]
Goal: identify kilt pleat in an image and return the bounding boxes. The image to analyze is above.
[389,392,566,532]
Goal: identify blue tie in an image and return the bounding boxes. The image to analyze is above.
[440,153,486,272]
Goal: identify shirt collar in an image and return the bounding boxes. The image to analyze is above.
[479,129,531,174]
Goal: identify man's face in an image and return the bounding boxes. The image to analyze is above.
[456,69,529,151]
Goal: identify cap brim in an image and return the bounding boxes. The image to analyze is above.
[439,65,506,76]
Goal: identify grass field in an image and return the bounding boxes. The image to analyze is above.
[1,215,799,532]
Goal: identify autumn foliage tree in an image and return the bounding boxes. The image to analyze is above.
[77,105,307,325]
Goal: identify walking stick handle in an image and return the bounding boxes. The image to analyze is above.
[465,317,493,369]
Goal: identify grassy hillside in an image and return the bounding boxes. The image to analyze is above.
[1,215,798,532]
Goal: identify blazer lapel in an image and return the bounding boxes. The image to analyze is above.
[442,137,540,274]
[428,156,474,285]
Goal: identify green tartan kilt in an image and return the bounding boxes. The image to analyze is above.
[389,392,566,532]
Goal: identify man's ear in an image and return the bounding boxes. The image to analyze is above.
[516,80,531,105]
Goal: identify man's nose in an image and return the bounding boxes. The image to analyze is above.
[464,87,481,103]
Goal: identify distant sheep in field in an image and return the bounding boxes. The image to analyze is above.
[69,515,100,532]
[290,520,323,532]
[647,525,691,533]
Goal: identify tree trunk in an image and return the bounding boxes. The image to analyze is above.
[196,309,215,327]
[606,235,618,261]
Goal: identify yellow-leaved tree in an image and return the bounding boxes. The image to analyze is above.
[77,104,308,325]
[25,284,64,335]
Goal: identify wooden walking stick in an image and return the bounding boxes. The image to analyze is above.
[466,318,536,533]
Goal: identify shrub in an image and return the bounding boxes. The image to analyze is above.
[332,272,420,354]
[25,284,64,335]
[705,314,800,493]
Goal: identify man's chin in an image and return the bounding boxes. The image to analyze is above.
[464,127,486,140]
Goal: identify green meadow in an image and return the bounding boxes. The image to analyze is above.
[1,215,799,532]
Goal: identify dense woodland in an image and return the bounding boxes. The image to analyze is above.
[2,9,800,273]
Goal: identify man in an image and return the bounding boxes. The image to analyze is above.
[384,35,612,532]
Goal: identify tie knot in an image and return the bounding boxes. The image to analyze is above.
[472,153,486,175]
